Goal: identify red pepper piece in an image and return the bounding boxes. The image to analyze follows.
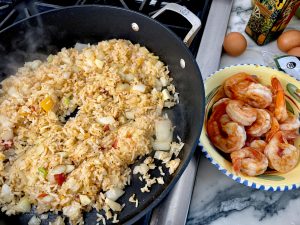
[103,125,110,132]
[54,173,66,186]
[112,139,118,149]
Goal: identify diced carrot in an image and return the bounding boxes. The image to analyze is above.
[38,193,48,198]
[40,96,55,112]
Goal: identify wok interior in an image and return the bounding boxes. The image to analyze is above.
[0,6,204,224]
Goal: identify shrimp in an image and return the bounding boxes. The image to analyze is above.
[242,82,273,108]
[271,77,288,122]
[249,140,267,153]
[282,129,299,141]
[207,102,246,153]
[212,98,230,112]
[224,73,257,99]
[280,113,300,131]
[265,115,280,142]
[230,147,268,176]
[278,113,300,141]
[226,100,257,126]
[246,109,271,137]
[219,114,231,126]
[224,73,272,108]
[264,131,299,173]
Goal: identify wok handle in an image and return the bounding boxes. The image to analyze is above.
[151,3,201,47]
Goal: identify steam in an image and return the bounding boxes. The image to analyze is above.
[0,20,60,78]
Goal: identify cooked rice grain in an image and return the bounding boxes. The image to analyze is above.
[0,39,178,224]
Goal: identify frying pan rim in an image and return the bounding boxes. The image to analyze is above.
[0,5,205,225]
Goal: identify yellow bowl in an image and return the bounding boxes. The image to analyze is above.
[200,64,300,191]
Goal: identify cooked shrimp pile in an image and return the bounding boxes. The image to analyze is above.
[207,73,300,176]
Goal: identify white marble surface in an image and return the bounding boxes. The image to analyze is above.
[187,156,300,225]
[187,1,300,225]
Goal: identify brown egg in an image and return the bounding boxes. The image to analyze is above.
[277,30,300,52]
[288,46,300,57]
[223,32,247,57]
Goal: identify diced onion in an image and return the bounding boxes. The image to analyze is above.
[41,195,54,203]
[123,74,134,82]
[160,77,168,86]
[62,72,71,79]
[28,216,41,225]
[105,198,122,212]
[58,152,68,158]
[79,195,91,206]
[51,216,64,225]
[164,101,176,108]
[0,115,13,128]
[133,163,149,175]
[132,84,146,93]
[95,59,104,69]
[40,214,48,220]
[74,43,89,52]
[51,165,66,175]
[63,202,81,220]
[7,87,21,99]
[65,165,75,173]
[47,55,54,63]
[170,141,184,157]
[154,151,172,162]
[162,89,171,101]
[1,128,13,140]
[152,140,171,151]
[151,88,158,95]
[96,116,115,125]
[125,111,135,120]
[47,173,56,184]
[155,79,162,91]
[0,114,13,140]
[36,145,45,155]
[105,187,125,201]
[1,184,11,196]
[116,83,130,92]
[25,60,42,70]
[166,158,180,174]
[155,119,172,141]
[66,178,81,193]
[1,184,12,201]
[132,166,139,175]
[16,197,31,213]
[157,177,164,185]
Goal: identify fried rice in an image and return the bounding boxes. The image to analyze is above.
[0,39,181,224]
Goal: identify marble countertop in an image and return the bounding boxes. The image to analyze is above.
[187,1,300,225]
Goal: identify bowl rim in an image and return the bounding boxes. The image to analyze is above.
[199,63,300,192]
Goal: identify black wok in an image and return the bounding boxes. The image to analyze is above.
[0,4,204,225]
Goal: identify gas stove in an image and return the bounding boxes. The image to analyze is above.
[0,0,212,56]
[0,1,213,224]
